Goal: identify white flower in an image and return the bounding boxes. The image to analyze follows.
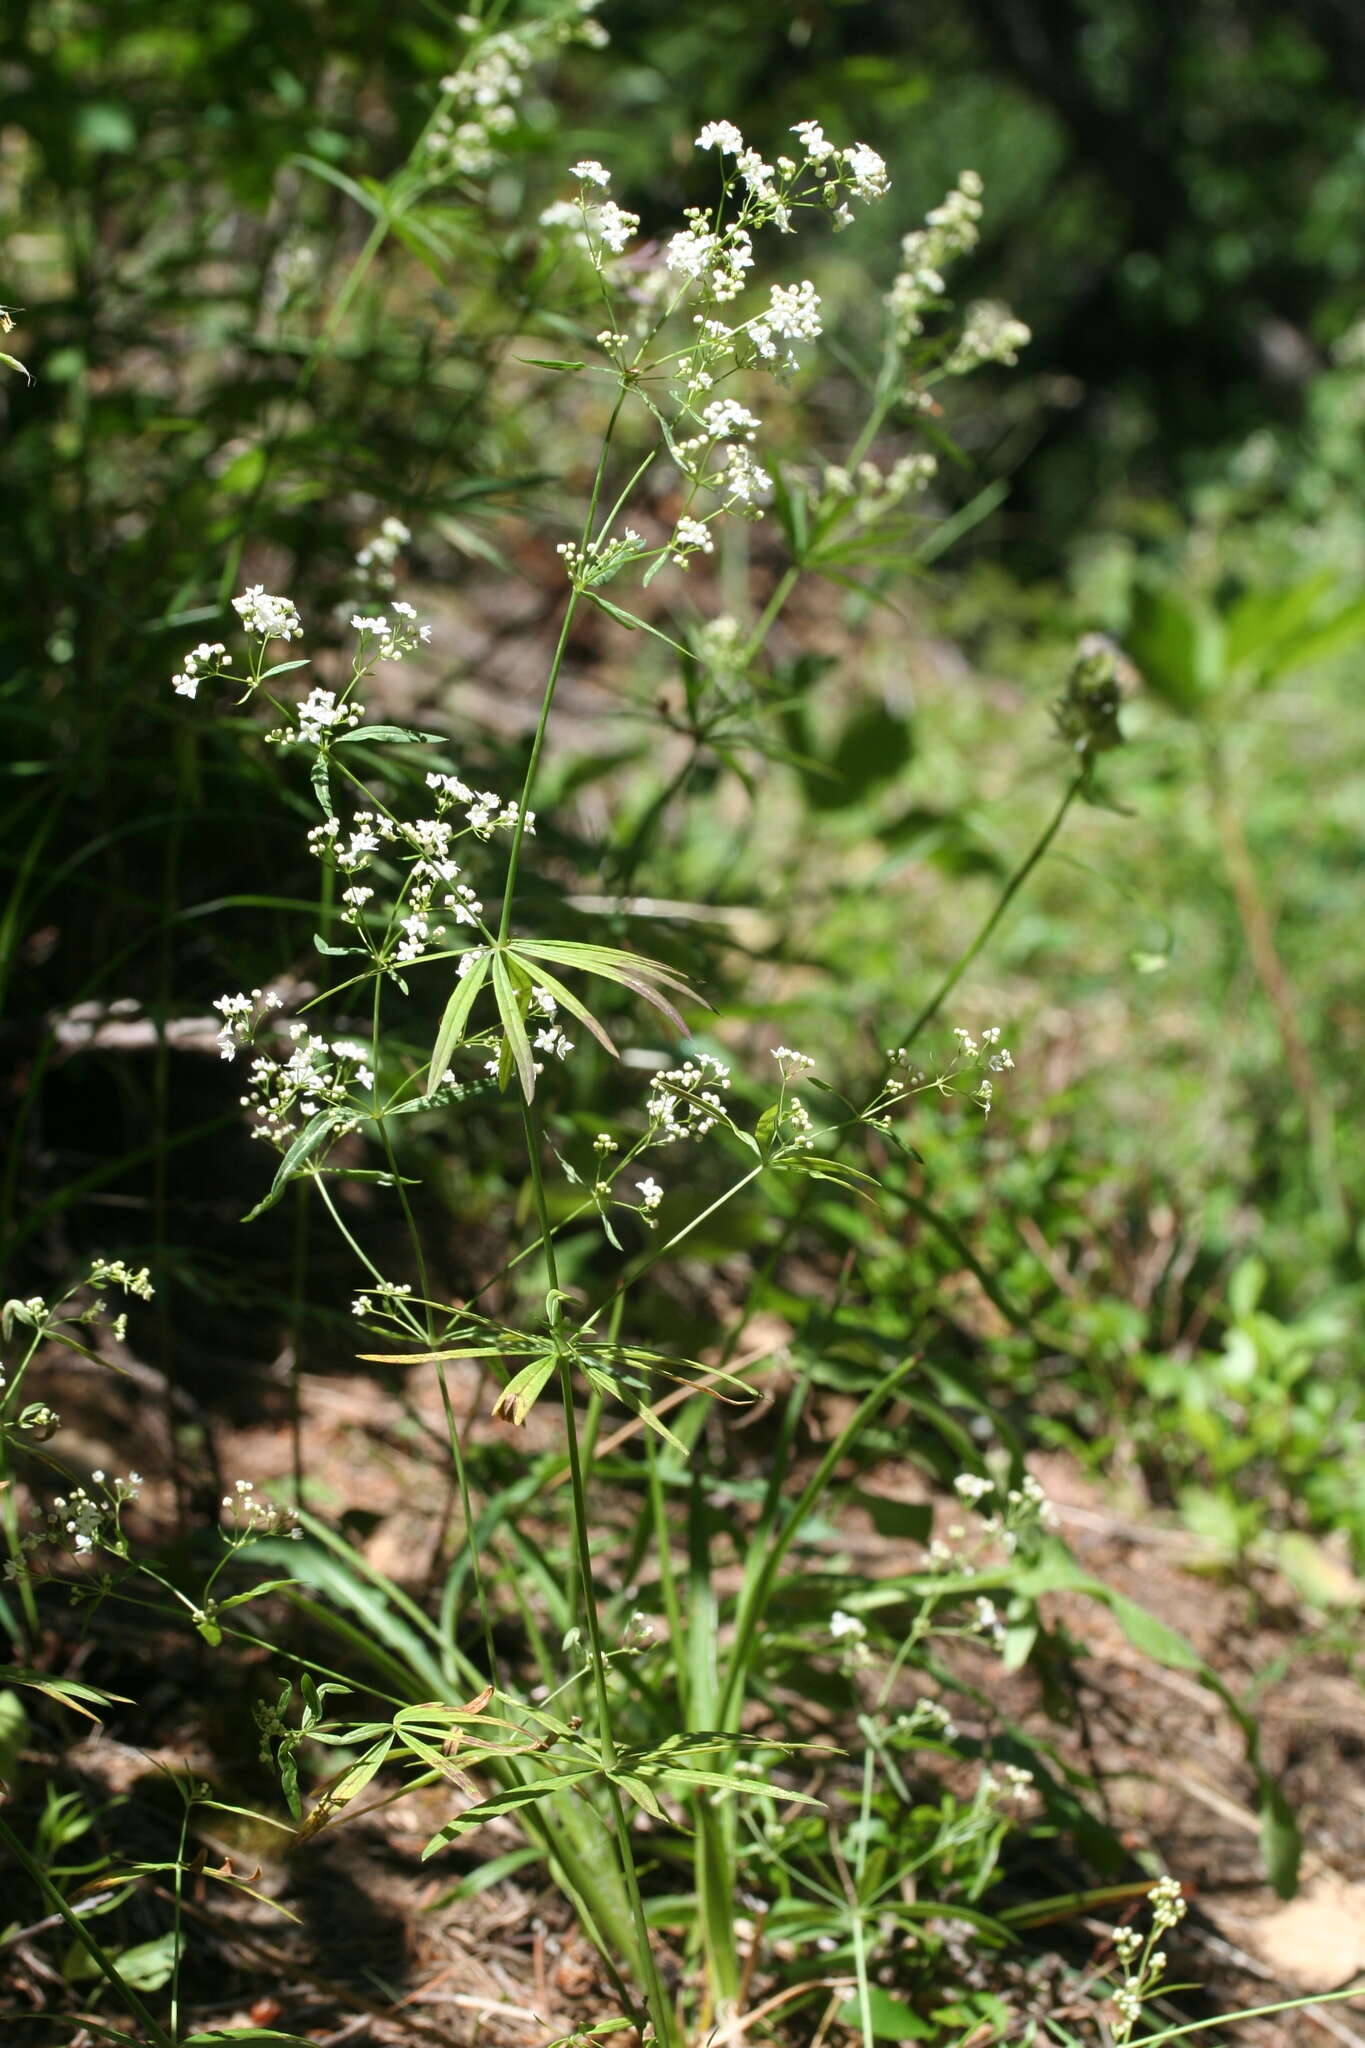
[647,1053,730,1139]
[767,280,822,342]
[791,119,835,165]
[830,1609,866,1640]
[771,1045,814,1075]
[842,142,889,201]
[232,586,302,642]
[670,515,713,562]
[87,1259,155,1301]
[635,1176,664,1211]
[948,299,1032,373]
[699,397,761,442]
[665,225,718,278]
[720,444,772,507]
[571,158,610,186]
[695,120,744,155]
[594,200,639,255]
[170,641,229,699]
[295,688,363,747]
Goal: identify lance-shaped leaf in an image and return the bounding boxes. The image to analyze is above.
[503,952,616,1056]
[426,950,490,1096]
[491,947,536,1099]
[295,1730,395,1840]
[243,1110,338,1222]
[491,1350,558,1427]
[515,938,702,1034]
[422,1766,602,1857]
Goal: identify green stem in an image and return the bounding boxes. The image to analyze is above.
[497,387,628,943]
[901,772,1083,1051]
[520,1104,674,2045]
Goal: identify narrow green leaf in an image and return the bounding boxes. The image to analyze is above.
[336,724,440,746]
[310,750,334,820]
[242,1111,335,1222]
[491,948,535,1100]
[491,1352,558,1426]
[426,953,489,1095]
[504,952,617,1056]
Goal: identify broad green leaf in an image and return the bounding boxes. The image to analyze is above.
[837,1987,933,2039]
[1126,582,1223,716]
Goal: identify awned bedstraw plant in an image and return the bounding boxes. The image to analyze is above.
[5,99,1330,2048]
[164,122,1037,2040]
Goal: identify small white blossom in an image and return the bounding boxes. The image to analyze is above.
[767,279,822,342]
[232,586,302,642]
[695,120,744,155]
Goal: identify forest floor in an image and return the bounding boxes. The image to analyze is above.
[8,1344,1365,2048]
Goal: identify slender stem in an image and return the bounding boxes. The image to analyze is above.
[170,1784,193,2043]
[497,592,581,943]
[901,772,1084,1051]
[521,1103,673,2044]
[497,387,628,942]
[0,1812,175,2047]
[0,1424,40,1642]
[741,563,800,667]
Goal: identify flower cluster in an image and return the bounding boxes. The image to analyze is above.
[886,170,984,345]
[304,764,526,973]
[352,1279,415,1322]
[232,586,303,643]
[350,600,432,664]
[539,118,892,548]
[172,641,230,701]
[354,515,411,591]
[770,1046,817,1150]
[881,1024,1014,1118]
[821,452,938,522]
[423,1,608,178]
[669,514,714,565]
[240,1026,374,1147]
[556,528,648,588]
[983,1762,1035,1807]
[1111,1878,1187,2037]
[947,299,1032,374]
[273,687,363,750]
[47,1471,142,1557]
[214,988,285,1062]
[646,1052,731,1141]
[87,1259,156,1302]
[221,1478,302,1542]
[925,1467,1056,1586]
